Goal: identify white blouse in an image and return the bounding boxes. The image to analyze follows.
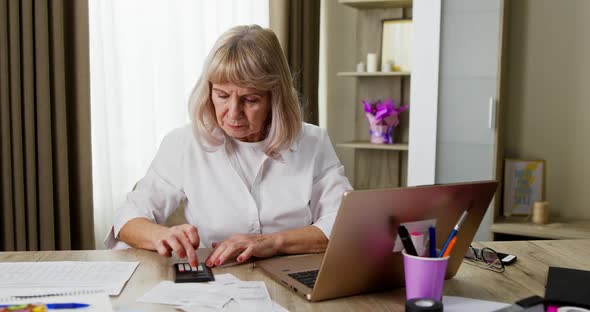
[227,137,268,191]
[104,123,353,249]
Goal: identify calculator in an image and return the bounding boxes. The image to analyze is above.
[173,262,215,283]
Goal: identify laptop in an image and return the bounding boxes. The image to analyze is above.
[255,180,498,301]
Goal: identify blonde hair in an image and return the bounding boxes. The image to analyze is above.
[189,25,302,158]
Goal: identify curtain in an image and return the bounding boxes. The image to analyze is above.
[0,0,94,251]
[269,0,321,125]
[89,0,269,249]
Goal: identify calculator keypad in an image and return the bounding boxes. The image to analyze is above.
[174,262,215,283]
[178,263,207,272]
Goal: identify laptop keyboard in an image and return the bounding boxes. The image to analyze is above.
[288,269,319,289]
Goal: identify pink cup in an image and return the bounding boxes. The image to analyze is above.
[402,249,449,300]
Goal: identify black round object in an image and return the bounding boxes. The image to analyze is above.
[405,298,444,312]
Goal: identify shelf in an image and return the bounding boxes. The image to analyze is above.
[491,216,590,239]
[336,141,408,151]
[339,0,412,9]
[337,71,411,77]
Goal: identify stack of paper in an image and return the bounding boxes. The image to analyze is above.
[138,274,288,311]
[0,261,139,299]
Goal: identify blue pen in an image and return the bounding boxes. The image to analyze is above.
[46,303,90,309]
[428,226,436,258]
[0,303,89,309]
[438,210,469,257]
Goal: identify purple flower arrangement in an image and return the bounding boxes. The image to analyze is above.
[362,99,409,144]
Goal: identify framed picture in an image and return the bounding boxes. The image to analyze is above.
[503,159,546,216]
[380,19,413,72]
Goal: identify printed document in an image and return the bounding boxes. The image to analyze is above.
[0,261,139,298]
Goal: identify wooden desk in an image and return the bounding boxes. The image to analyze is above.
[491,216,590,239]
[1,239,589,311]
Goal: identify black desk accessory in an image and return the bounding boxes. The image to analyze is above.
[174,262,215,283]
[545,266,590,309]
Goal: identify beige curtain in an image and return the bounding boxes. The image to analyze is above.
[269,0,321,125]
[0,0,94,251]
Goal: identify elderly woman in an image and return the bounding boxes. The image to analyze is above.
[105,25,352,268]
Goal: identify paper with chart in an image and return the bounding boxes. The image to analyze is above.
[0,261,139,298]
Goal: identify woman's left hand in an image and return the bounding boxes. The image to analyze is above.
[205,233,283,267]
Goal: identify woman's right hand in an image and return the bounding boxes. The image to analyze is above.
[152,224,200,267]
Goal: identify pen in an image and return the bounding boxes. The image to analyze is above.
[441,236,457,258]
[0,303,89,309]
[46,303,90,309]
[398,225,418,256]
[439,210,469,257]
[428,226,436,258]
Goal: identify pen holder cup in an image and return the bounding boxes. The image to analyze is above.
[402,249,449,301]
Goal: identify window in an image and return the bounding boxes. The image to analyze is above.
[89,0,269,248]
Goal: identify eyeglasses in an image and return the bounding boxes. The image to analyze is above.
[463,245,505,273]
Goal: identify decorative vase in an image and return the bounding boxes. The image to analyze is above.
[369,124,394,144]
[362,99,408,145]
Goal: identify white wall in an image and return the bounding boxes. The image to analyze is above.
[504,0,590,219]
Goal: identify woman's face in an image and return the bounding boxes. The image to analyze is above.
[211,82,271,142]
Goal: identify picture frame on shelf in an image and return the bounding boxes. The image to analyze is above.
[503,159,546,216]
[380,19,413,72]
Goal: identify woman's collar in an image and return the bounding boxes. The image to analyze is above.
[197,125,302,157]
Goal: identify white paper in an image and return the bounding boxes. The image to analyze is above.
[146,273,277,312]
[209,273,241,286]
[392,219,437,252]
[177,303,225,312]
[2,292,114,312]
[0,261,139,297]
[179,300,289,312]
[138,281,231,309]
[231,281,273,312]
[443,296,510,312]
